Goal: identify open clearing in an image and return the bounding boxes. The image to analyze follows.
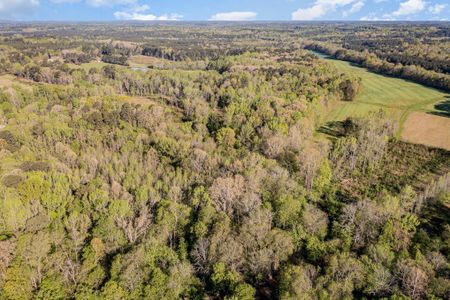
[315,52,450,150]
[128,55,167,66]
[401,112,450,150]
[0,75,15,87]
[0,74,34,91]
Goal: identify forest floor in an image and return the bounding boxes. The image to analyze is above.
[315,53,450,150]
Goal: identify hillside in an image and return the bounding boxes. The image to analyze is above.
[0,23,449,300]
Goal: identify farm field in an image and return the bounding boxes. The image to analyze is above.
[316,53,450,149]
[402,112,450,150]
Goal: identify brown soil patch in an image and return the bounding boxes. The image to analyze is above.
[402,112,450,150]
[129,55,167,66]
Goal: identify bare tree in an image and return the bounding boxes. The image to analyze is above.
[64,212,91,256]
[340,200,387,249]
[23,232,52,290]
[190,238,210,275]
[115,205,151,244]
[0,239,15,282]
[298,144,323,190]
[210,175,245,216]
[396,260,429,299]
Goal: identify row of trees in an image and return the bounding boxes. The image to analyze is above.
[342,38,450,74]
[304,42,450,92]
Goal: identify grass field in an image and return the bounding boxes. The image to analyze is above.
[314,52,450,149]
[402,112,450,150]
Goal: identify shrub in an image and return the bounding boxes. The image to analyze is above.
[2,175,23,187]
[20,161,51,172]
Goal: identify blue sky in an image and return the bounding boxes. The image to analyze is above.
[0,0,448,21]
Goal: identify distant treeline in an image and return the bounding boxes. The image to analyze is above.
[142,46,248,61]
[341,38,450,75]
[305,42,450,92]
[96,43,253,66]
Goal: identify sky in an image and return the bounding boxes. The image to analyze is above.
[0,0,448,22]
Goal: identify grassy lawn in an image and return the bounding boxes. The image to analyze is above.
[316,54,449,135]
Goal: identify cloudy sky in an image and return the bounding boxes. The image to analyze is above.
[0,0,447,21]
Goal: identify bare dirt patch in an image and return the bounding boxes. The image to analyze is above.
[402,112,450,150]
[129,55,167,66]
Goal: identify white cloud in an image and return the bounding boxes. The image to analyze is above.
[209,11,257,21]
[50,0,136,6]
[0,0,39,17]
[87,0,137,7]
[343,1,364,17]
[124,4,150,13]
[292,0,359,20]
[114,11,182,21]
[428,3,446,14]
[50,0,182,21]
[389,0,426,17]
[292,4,328,20]
[114,4,182,21]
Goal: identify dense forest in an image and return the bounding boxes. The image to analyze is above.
[0,23,449,300]
[303,42,450,92]
[296,23,450,73]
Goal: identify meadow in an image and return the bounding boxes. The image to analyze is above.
[316,53,450,149]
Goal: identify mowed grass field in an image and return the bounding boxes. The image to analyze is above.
[315,53,450,150]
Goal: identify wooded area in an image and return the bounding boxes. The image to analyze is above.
[0,22,449,300]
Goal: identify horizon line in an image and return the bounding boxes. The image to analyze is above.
[0,20,449,23]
